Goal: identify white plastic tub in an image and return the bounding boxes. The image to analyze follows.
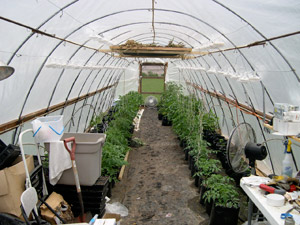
[46,132,106,186]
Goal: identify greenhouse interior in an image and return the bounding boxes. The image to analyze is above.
[0,1,300,225]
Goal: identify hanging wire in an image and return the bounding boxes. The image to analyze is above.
[0,16,112,55]
[152,0,156,44]
[206,30,300,55]
[64,104,96,127]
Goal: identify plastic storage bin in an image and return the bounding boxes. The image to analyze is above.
[46,133,106,186]
[31,115,64,143]
[273,118,300,136]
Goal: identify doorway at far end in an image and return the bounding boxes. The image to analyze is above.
[139,62,168,102]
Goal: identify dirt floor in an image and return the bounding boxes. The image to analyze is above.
[110,108,209,225]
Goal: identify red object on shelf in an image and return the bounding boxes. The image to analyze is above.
[289,184,296,192]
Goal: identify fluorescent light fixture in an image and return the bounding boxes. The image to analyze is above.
[0,60,15,81]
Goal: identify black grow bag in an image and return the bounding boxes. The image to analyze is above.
[158,113,163,120]
[179,139,187,148]
[162,116,172,126]
[184,147,191,161]
[206,200,213,216]
[190,157,196,177]
[199,184,207,205]
[129,124,135,134]
[194,173,200,187]
[209,204,240,225]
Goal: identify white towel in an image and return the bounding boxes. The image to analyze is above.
[49,141,72,185]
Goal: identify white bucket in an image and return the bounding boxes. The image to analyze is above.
[31,115,64,143]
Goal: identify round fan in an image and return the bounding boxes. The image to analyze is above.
[226,122,267,174]
[144,96,158,107]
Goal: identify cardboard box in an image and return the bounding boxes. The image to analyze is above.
[40,192,74,224]
[0,155,34,218]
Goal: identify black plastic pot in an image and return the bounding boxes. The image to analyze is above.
[158,113,163,120]
[194,174,200,187]
[129,124,135,134]
[203,129,217,142]
[218,152,231,170]
[162,116,172,126]
[190,157,196,177]
[96,123,107,133]
[199,184,207,205]
[216,150,225,161]
[184,147,191,161]
[179,139,187,148]
[208,204,240,225]
[188,154,192,170]
[211,135,226,150]
[216,142,227,152]
[213,134,225,143]
[206,200,213,216]
[103,114,113,123]
[108,107,116,116]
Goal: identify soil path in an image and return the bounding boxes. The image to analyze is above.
[110,108,208,225]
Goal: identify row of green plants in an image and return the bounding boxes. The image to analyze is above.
[158,82,241,225]
[91,91,143,182]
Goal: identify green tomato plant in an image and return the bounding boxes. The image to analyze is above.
[100,91,143,182]
[202,174,240,209]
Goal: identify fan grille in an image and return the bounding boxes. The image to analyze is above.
[226,123,256,174]
[144,96,158,107]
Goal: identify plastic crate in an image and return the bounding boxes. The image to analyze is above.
[0,139,6,152]
[0,144,20,170]
[54,176,109,217]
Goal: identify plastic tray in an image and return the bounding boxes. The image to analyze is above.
[0,144,21,170]
[0,139,6,152]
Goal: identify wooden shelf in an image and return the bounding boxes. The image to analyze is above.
[110,45,192,58]
[263,123,300,143]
